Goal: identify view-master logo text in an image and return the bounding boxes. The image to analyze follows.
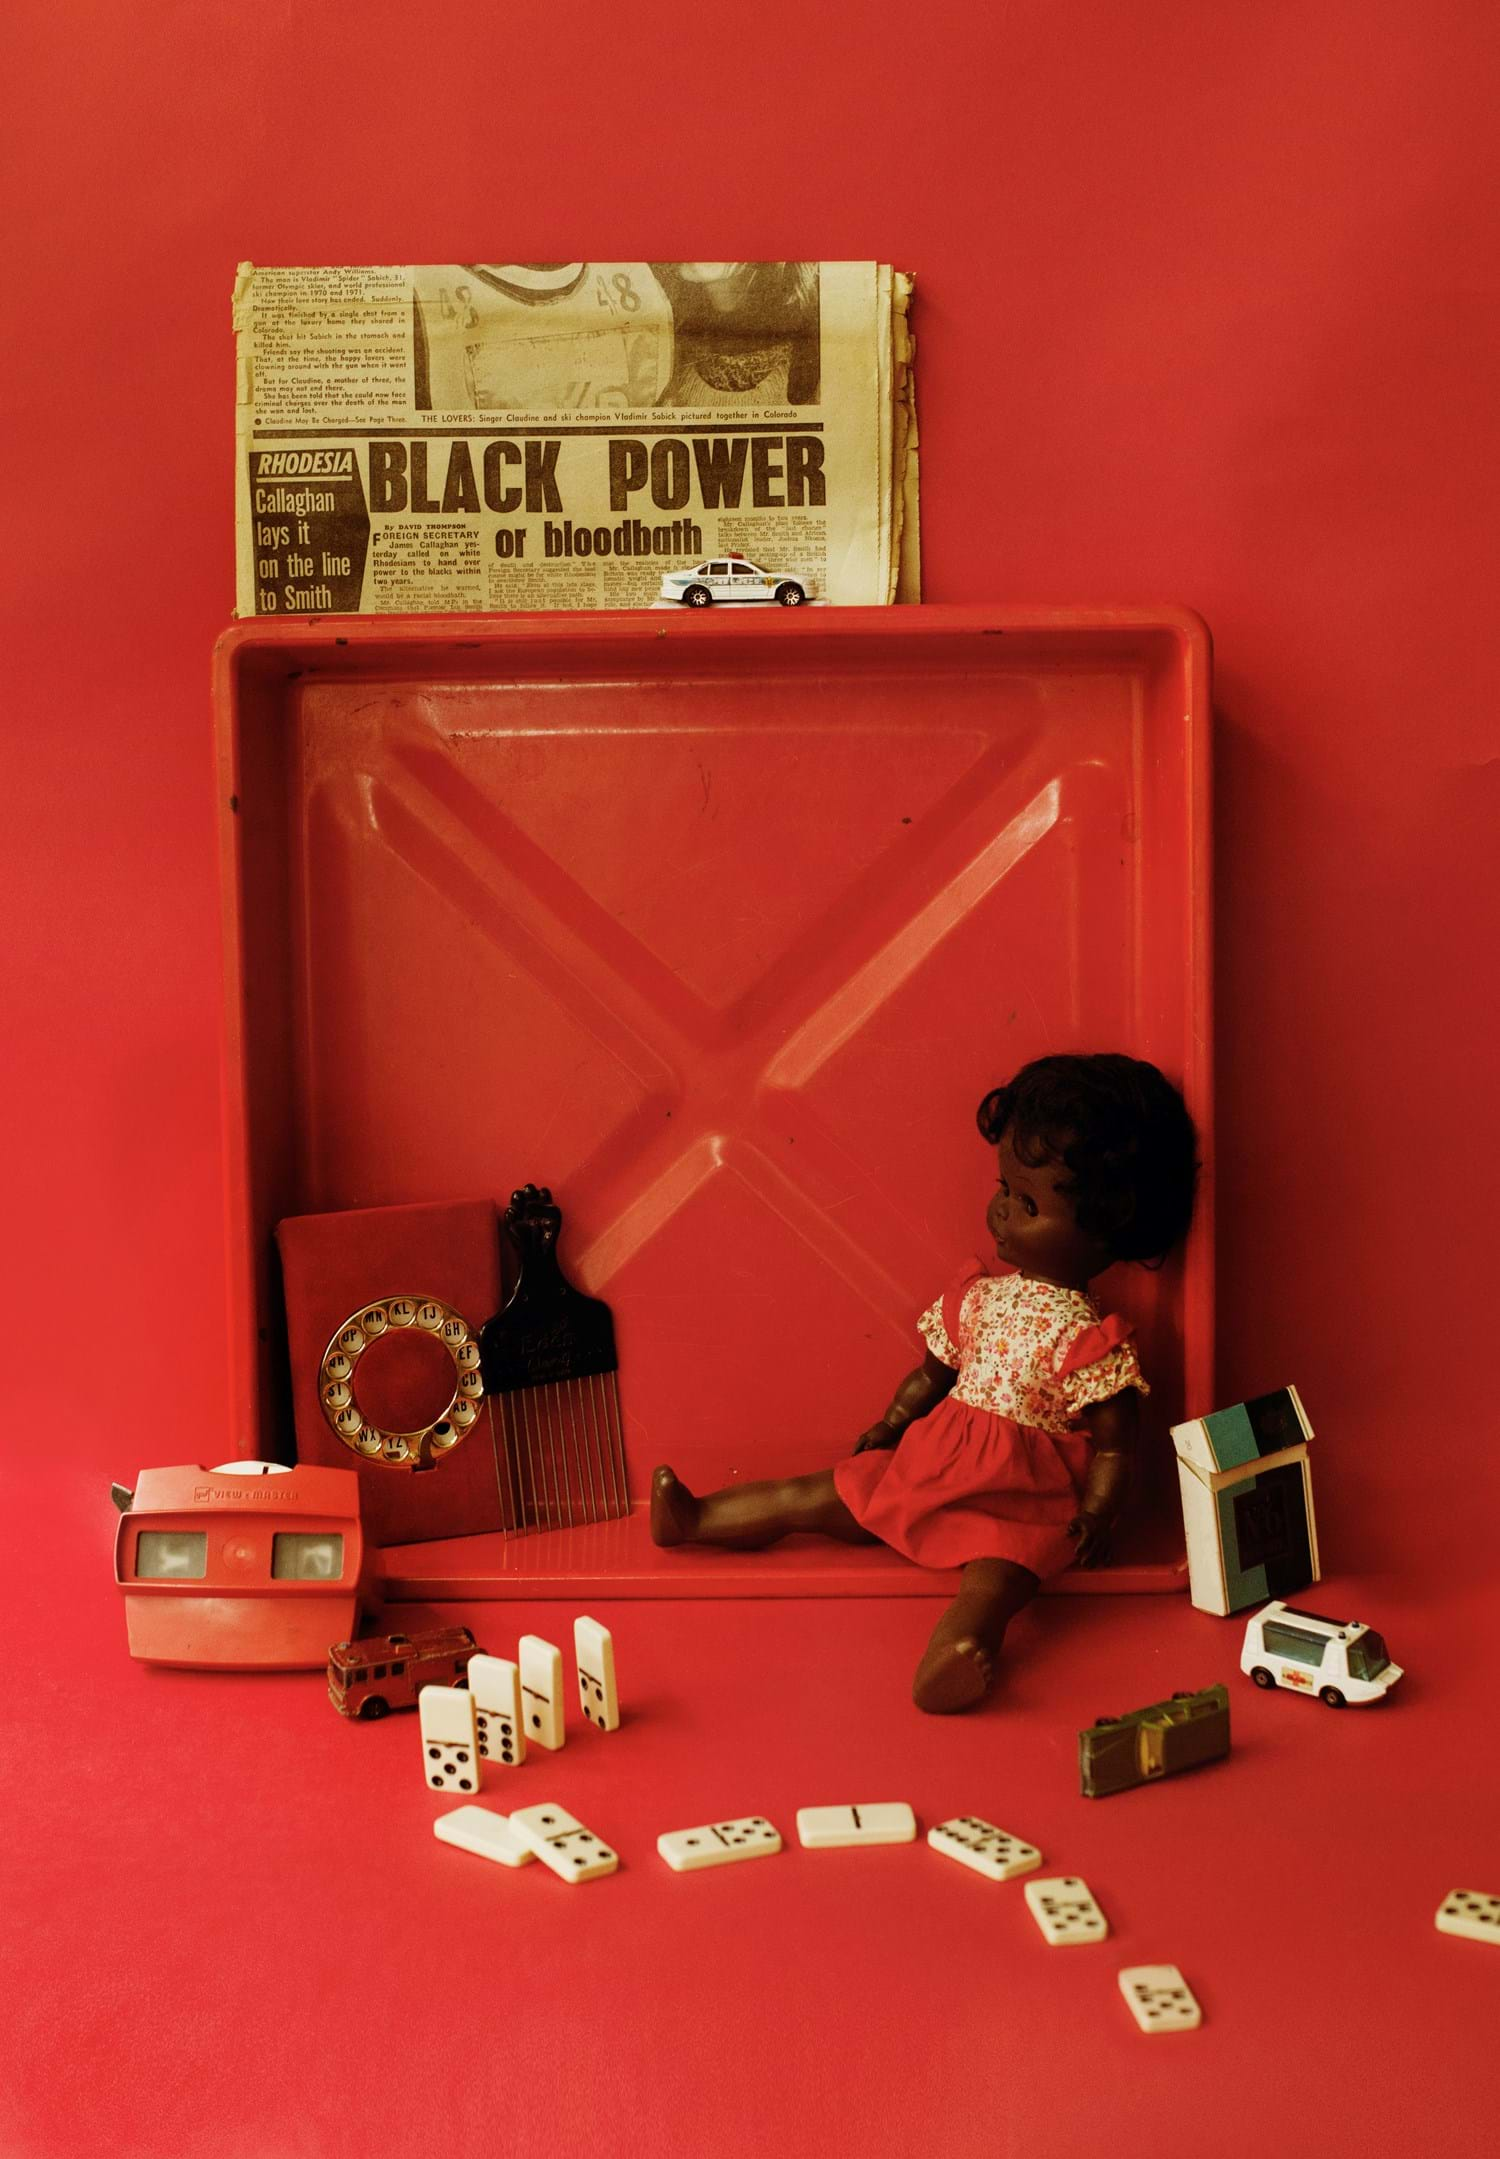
[193,1483,299,1505]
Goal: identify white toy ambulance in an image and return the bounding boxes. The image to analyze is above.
[1240,1600,1402,1707]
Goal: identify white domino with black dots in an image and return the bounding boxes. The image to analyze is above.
[574,1616,620,1731]
[1118,1966,1202,2032]
[796,1803,916,1849]
[1436,1889,1500,1944]
[658,1818,783,1872]
[510,1802,619,1884]
[519,1634,565,1750]
[927,1817,1042,1882]
[467,1655,525,1769]
[419,1685,480,1794]
[1024,1876,1110,1944]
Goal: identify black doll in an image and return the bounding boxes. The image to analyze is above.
[652,1054,1198,1713]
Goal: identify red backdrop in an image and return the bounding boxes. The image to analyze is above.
[7,0,1494,1564]
[3,4,1497,2153]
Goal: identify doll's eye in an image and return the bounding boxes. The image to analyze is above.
[1022,1196,1038,1217]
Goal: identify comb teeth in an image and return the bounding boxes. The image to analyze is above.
[480,1187,629,1536]
[488,1376,630,1533]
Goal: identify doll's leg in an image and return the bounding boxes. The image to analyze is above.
[911,1557,1039,1714]
[650,1464,877,1551]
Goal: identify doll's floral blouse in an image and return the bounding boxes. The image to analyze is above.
[917,1265,1147,1434]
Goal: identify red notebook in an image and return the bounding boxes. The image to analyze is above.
[276,1198,510,1546]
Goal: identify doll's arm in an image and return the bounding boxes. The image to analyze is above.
[852,1350,958,1452]
[1067,1388,1141,1565]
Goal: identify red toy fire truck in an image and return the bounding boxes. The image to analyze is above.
[327,1625,484,1719]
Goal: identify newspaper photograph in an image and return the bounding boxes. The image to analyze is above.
[233,261,918,616]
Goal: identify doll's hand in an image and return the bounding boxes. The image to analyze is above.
[853,1420,901,1454]
[1066,1507,1114,1567]
[853,1355,956,1454]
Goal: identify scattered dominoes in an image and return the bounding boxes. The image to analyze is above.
[927,1817,1042,1882]
[510,1801,619,1884]
[1024,1876,1110,1944]
[519,1634,565,1749]
[657,1817,783,1872]
[1118,1965,1202,2031]
[467,1655,525,1768]
[796,1803,916,1849]
[1436,1889,1500,1944]
[575,1615,620,1732]
[433,1805,535,1869]
[419,1685,480,1794]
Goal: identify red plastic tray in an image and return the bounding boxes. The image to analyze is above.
[212,606,1212,1600]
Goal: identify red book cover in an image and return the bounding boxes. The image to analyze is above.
[276,1198,509,1546]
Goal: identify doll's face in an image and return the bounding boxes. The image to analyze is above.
[987,1129,1112,1291]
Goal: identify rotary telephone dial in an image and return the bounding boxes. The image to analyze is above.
[318,1294,483,1471]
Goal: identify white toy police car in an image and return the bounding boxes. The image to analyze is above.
[1240,1600,1402,1707]
[659,553,813,607]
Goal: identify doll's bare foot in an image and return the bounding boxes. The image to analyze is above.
[650,1465,699,1547]
[911,1558,1040,1715]
[912,1614,997,1713]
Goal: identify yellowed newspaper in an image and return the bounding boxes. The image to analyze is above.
[233,261,917,615]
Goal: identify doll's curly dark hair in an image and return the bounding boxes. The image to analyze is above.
[976,1053,1198,1267]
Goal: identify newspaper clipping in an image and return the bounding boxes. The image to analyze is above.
[233,261,918,616]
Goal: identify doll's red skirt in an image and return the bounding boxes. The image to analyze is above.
[831,1395,1094,1577]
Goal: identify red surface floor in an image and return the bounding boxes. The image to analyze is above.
[7,1460,1497,2159]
